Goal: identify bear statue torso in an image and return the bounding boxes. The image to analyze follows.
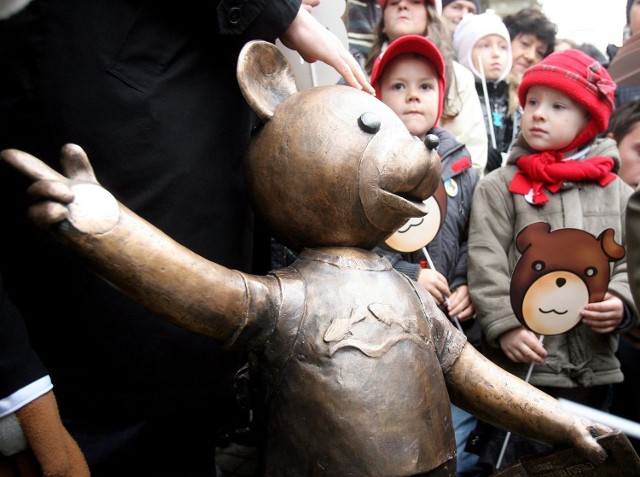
[247,248,464,476]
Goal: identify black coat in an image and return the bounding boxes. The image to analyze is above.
[0,0,299,473]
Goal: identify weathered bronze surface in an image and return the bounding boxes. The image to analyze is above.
[0,40,622,475]
[493,431,640,476]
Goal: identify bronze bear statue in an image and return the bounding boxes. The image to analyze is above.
[1,41,610,476]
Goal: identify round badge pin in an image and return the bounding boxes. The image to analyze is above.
[444,178,458,197]
[524,188,536,205]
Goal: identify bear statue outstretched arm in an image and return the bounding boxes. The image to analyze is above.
[1,144,260,344]
[446,343,610,464]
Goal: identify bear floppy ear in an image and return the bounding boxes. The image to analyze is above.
[598,228,626,261]
[515,222,550,254]
[237,40,299,123]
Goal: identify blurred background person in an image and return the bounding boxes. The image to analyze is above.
[608,0,640,106]
[555,37,577,53]
[502,7,557,82]
[454,10,515,175]
[345,0,382,70]
[441,0,480,37]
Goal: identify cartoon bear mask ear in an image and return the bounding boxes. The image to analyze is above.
[598,228,626,261]
[237,40,299,123]
[515,221,551,254]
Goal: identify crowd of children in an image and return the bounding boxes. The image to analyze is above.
[352,0,640,475]
[2,0,640,475]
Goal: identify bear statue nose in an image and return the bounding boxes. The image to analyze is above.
[556,277,566,288]
[424,134,439,151]
[408,138,441,202]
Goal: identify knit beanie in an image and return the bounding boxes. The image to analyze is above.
[370,35,446,124]
[518,49,616,152]
[452,10,512,82]
[442,0,481,13]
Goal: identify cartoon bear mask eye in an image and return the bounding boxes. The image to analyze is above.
[532,260,545,272]
[584,267,597,277]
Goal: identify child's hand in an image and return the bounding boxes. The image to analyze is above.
[447,285,475,321]
[499,327,547,364]
[580,292,624,334]
[417,268,450,306]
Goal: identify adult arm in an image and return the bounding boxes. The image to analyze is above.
[217,0,372,92]
[10,390,90,476]
[279,6,373,93]
[0,273,88,476]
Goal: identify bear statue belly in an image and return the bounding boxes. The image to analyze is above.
[255,249,461,476]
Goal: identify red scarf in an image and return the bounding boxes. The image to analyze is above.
[508,151,616,205]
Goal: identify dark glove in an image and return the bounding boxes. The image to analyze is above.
[484,147,502,175]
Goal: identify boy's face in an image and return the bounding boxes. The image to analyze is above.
[521,85,588,153]
[511,33,547,80]
[383,0,428,42]
[441,1,477,35]
[472,34,509,81]
[379,54,440,140]
[616,122,640,188]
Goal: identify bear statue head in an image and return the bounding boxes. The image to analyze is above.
[236,41,442,251]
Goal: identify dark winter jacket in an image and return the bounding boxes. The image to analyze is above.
[374,127,480,344]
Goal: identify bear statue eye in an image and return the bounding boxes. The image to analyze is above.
[358,112,381,134]
[584,267,597,277]
[531,260,545,272]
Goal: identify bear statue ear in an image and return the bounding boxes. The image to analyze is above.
[515,221,550,254]
[236,40,299,123]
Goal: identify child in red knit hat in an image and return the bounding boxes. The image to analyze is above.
[366,0,490,176]
[466,48,639,471]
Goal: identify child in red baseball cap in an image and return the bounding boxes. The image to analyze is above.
[467,48,638,471]
[371,34,484,477]
[370,34,446,137]
[367,0,489,176]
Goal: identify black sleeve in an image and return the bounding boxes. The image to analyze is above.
[217,0,301,40]
[0,271,48,401]
[484,146,503,175]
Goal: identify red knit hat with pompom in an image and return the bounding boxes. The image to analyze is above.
[518,49,616,152]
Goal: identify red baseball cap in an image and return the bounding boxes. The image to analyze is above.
[370,35,446,124]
